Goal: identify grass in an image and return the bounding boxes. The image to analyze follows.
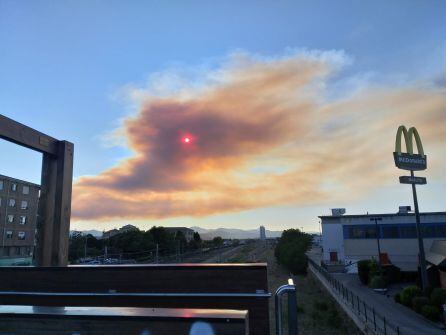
[240,243,362,335]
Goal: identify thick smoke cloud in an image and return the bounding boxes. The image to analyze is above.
[72,51,446,221]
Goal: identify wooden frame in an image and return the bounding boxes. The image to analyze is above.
[0,114,73,266]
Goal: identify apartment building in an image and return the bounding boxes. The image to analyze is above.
[0,175,39,259]
[165,227,195,242]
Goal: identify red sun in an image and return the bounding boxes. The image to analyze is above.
[182,135,193,144]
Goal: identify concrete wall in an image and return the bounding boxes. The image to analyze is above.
[321,220,344,263]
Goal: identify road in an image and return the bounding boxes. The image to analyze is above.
[308,247,445,335]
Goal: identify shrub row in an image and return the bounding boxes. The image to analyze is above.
[357,259,401,287]
[394,286,446,322]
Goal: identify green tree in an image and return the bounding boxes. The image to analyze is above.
[275,229,312,274]
[212,236,224,247]
[189,232,202,250]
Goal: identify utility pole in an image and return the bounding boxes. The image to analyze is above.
[370,217,383,272]
[155,244,159,263]
[84,235,88,259]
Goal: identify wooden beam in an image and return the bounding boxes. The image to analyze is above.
[0,114,58,155]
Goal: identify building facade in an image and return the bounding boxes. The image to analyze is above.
[321,208,446,272]
[103,224,139,239]
[0,175,39,259]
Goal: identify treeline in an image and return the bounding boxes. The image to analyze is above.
[275,228,312,274]
[69,227,223,263]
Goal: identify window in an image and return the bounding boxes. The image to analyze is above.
[422,225,437,238]
[7,215,14,223]
[351,227,365,238]
[6,231,12,239]
[436,224,446,238]
[8,198,15,207]
[19,216,27,225]
[11,183,17,191]
[400,225,416,238]
[17,232,25,240]
[382,226,399,238]
[0,180,3,190]
[21,200,28,210]
[365,227,377,238]
[22,186,29,195]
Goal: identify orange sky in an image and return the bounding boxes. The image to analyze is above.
[72,51,446,226]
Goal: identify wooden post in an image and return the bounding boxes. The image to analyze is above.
[35,153,57,266]
[52,141,74,266]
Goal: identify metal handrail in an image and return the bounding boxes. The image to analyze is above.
[275,278,298,335]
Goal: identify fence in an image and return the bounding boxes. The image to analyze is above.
[308,258,403,335]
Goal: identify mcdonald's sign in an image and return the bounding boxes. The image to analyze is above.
[393,125,427,171]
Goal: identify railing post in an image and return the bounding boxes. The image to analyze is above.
[288,281,298,335]
[275,279,298,335]
[357,296,360,315]
[384,317,387,335]
[364,301,367,322]
[373,308,376,331]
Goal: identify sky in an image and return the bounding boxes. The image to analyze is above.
[0,1,445,232]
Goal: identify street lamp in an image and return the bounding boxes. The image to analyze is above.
[370,217,383,272]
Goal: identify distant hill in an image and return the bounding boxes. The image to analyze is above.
[72,227,316,240]
[190,227,283,240]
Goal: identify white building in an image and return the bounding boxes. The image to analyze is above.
[259,226,266,240]
[320,207,446,272]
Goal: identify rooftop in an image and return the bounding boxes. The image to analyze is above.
[319,211,446,220]
[0,174,40,188]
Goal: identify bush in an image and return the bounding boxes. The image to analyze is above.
[394,292,401,304]
[369,275,386,289]
[326,309,342,328]
[313,300,328,311]
[358,260,371,285]
[400,285,422,307]
[369,258,380,277]
[430,288,446,308]
[421,305,440,322]
[412,296,429,314]
[383,264,401,284]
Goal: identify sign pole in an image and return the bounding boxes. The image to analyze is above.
[393,125,429,290]
[410,169,428,290]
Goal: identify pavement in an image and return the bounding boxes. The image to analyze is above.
[308,247,445,335]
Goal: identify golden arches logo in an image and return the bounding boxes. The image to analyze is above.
[395,125,425,156]
[393,125,427,171]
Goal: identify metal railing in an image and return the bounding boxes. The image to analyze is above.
[275,278,298,335]
[308,258,403,335]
